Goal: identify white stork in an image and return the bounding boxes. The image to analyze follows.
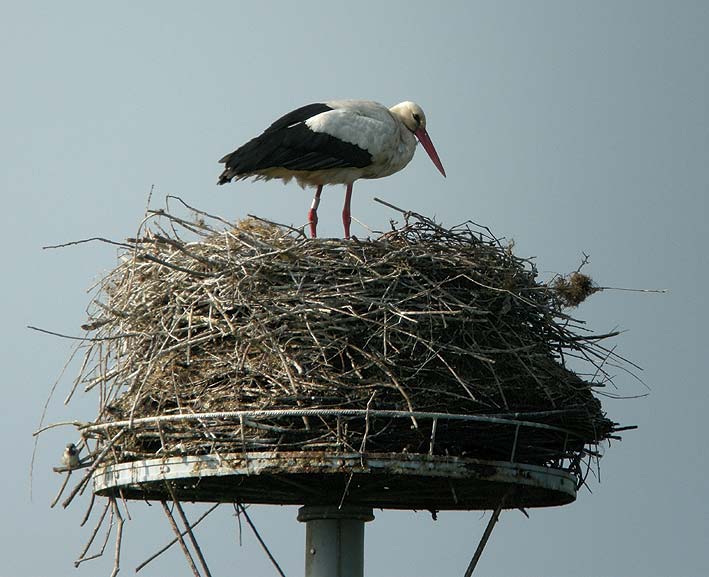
[217,100,446,239]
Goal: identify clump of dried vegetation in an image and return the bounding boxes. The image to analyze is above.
[553,271,600,308]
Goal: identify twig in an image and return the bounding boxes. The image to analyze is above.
[30,339,84,500]
[136,253,212,278]
[33,420,86,436]
[237,503,287,577]
[42,237,134,250]
[110,499,124,577]
[135,504,219,573]
[166,485,213,577]
[161,500,202,577]
[27,325,141,342]
[373,196,413,216]
[338,472,354,509]
[246,213,306,237]
[64,345,93,405]
[80,491,97,527]
[50,471,72,508]
[597,286,668,294]
[463,497,506,576]
[233,503,244,546]
[75,499,112,567]
[118,488,132,521]
[166,195,234,229]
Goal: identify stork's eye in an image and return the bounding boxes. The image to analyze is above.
[412,113,421,123]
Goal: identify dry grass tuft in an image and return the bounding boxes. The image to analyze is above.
[553,271,600,308]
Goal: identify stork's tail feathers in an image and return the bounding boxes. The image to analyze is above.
[217,151,238,184]
[217,169,236,185]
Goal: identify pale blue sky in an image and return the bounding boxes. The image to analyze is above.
[3,1,708,576]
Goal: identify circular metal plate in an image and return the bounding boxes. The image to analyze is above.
[92,452,576,510]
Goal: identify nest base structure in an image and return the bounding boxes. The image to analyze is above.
[92,451,576,510]
[67,204,624,516]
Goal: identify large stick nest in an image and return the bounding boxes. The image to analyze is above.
[77,199,622,472]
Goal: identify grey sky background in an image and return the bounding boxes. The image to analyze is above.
[3,1,708,576]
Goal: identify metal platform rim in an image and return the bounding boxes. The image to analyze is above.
[92,451,577,509]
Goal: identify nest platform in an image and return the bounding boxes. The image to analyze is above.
[93,451,577,510]
[65,200,622,510]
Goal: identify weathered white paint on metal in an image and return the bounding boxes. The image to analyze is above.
[92,451,577,509]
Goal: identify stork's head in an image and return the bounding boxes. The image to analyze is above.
[390,101,446,177]
[390,101,427,132]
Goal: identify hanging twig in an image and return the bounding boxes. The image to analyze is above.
[135,503,219,573]
[463,496,506,577]
[237,503,287,577]
[166,484,213,577]
[160,500,202,577]
[110,499,124,577]
[30,338,84,501]
[74,499,113,567]
[80,491,97,527]
[50,471,72,508]
[233,503,244,547]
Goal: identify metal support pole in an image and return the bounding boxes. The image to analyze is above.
[297,505,375,577]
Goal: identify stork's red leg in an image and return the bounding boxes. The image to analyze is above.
[342,183,353,239]
[307,185,323,238]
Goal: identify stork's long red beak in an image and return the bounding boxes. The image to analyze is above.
[415,127,446,177]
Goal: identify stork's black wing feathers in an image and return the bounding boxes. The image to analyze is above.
[218,103,372,184]
[263,103,334,133]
